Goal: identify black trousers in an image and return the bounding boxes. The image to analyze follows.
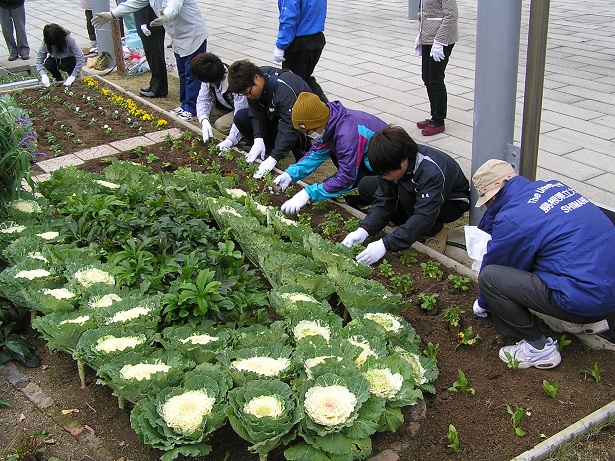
[44,56,76,81]
[84,10,96,42]
[134,6,168,97]
[282,33,328,103]
[421,43,454,126]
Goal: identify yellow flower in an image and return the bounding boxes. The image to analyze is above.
[156,119,168,129]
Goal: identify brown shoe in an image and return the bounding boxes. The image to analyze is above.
[416,119,433,129]
[424,228,448,254]
[421,124,445,136]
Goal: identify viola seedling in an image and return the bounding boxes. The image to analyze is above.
[344,217,360,232]
[455,326,480,351]
[378,260,394,277]
[448,274,470,291]
[542,379,559,398]
[442,305,464,327]
[146,154,159,164]
[557,334,572,351]
[579,361,602,383]
[506,405,526,437]
[447,424,460,453]
[503,352,521,370]
[418,292,439,312]
[297,213,312,226]
[448,369,475,395]
[423,342,440,361]
[390,274,413,295]
[399,250,418,266]
[420,260,443,280]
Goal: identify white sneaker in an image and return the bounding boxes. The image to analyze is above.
[169,106,183,115]
[473,299,489,318]
[499,338,561,369]
[176,110,194,121]
[562,320,609,335]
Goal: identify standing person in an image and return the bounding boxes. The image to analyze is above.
[227,60,312,179]
[92,0,208,121]
[134,4,168,98]
[341,125,469,263]
[274,92,387,214]
[0,0,30,61]
[80,0,97,51]
[273,0,328,103]
[413,0,458,136]
[35,24,85,87]
[471,159,615,370]
[189,52,248,151]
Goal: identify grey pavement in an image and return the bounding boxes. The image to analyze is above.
[1,0,614,207]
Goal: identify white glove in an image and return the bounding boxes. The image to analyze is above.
[201,119,213,143]
[254,156,277,179]
[63,75,76,86]
[413,33,422,57]
[273,172,292,192]
[217,138,234,153]
[473,299,489,318]
[150,10,171,27]
[430,40,445,62]
[342,227,369,248]
[281,189,309,214]
[140,24,151,36]
[356,239,386,266]
[92,12,113,28]
[40,74,50,87]
[246,138,266,163]
[273,46,286,63]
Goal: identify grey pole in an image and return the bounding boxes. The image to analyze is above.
[519,0,550,180]
[408,0,420,20]
[91,0,115,67]
[470,0,522,224]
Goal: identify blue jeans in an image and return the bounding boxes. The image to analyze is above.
[175,39,207,114]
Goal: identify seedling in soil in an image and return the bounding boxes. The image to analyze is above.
[506,405,526,437]
[447,424,460,453]
[171,140,182,152]
[207,140,221,156]
[235,155,249,170]
[542,379,559,398]
[208,161,222,175]
[455,326,480,351]
[312,200,328,211]
[557,334,572,351]
[146,154,159,164]
[448,368,475,395]
[297,213,312,226]
[344,217,360,232]
[0,397,11,407]
[420,260,444,280]
[284,186,296,197]
[448,274,470,292]
[378,260,394,277]
[319,220,340,237]
[162,162,172,170]
[163,133,174,144]
[503,352,521,370]
[418,292,439,312]
[390,274,413,294]
[442,305,464,327]
[245,178,260,195]
[579,361,602,383]
[132,145,145,157]
[399,250,418,266]
[423,342,440,361]
[4,429,49,460]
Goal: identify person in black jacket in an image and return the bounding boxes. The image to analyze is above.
[342,125,470,264]
[228,60,312,179]
[0,0,30,60]
[134,5,168,98]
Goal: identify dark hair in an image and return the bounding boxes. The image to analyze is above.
[367,125,419,175]
[189,52,225,83]
[43,24,70,54]
[227,60,263,94]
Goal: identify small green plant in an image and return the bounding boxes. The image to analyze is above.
[208,161,222,175]
[506,405,526,437]
[579,361,602,383]
[420,260,443,280]
[162,162,172,170]
[448,369,475,395]
[557,334,572,351]
[442,305,464,327]
[318,220,340,237]
[448,274,470,291]
[447,424,459,453]
[455,326,480,351]
[146,153,159,164]
[344,217,360,232]
[503,352,521,370]
[324,211,343,222]
[418,292,439,312]
[399,250,418,266]
[297,213,312,226]
[542,379,559,398]
[133,145,145,157]
[390,274,413,294]
[171,140,182,152]
[423,342,440,361]
[2,428,49,460]
[163,133,174,144]
[378,260,394,277]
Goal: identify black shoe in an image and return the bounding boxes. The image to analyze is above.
[140,87,151,93]
[140,90,165,98]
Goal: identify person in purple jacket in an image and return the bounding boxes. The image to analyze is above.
[273,92,387,214]
[471,159,615,370]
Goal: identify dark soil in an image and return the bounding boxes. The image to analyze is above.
[3,80,615,461]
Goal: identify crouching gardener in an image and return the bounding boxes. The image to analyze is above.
[274,92,387,214]
[472,159,615,370]
[342,125,470,263]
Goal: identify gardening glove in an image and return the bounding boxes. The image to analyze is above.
[246,137,266,163]
[473,299,489,318]
[356,239,386,266]
[217,137,234,153]
[342,227,369,248]
[273,172,292,192]
[140,24,152,36]
[254,156,277,179]
[273,46,286,63]
[201,119,213,143]
[92,11,113,28]
[150,10,172,27]
[40,74,50,87]
[430,40,445,62]
[281,189,309,214]
[413,33,422,57]
[63,75,76,86]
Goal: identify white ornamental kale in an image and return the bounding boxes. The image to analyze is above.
[304,385,357,426]
[120,362,171,381]
[159,390,215,436]
[226,188,247,199]
[232,356,291,377]
[95,179,120,189]
[94,335,144,353]
[107,306,151,324]
[58,315,90,326]
[394,347,428,385]
[36,231,60,240]
[347,336,378,367]
[28,252,48,262]
[218,206,242,217]
[180,334,219,345]
[74,267,115,288]
[293,320,331,342]
[43,288,76,300]
[89,293,122,308]
[363,312,403,333]
[363,368,403,400]
[243,395,284,419]
[280,292,319,304]
[0,224,26,234]
[15,269,50,280]
[10,199,42,213]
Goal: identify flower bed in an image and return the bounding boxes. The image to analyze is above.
[2,79,615,461]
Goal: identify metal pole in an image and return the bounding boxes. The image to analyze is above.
[470,0,522,224]
[408,0,420,20]
[519,0,550,180]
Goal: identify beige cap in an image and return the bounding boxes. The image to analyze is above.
[291,92,330,131]
[472,159,517,207]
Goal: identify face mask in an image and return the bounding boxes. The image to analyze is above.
[307,131,321,140]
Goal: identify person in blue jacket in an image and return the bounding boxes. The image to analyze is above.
[274,92,387,214]
[273,0,328,103]
[471,159,615,370]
